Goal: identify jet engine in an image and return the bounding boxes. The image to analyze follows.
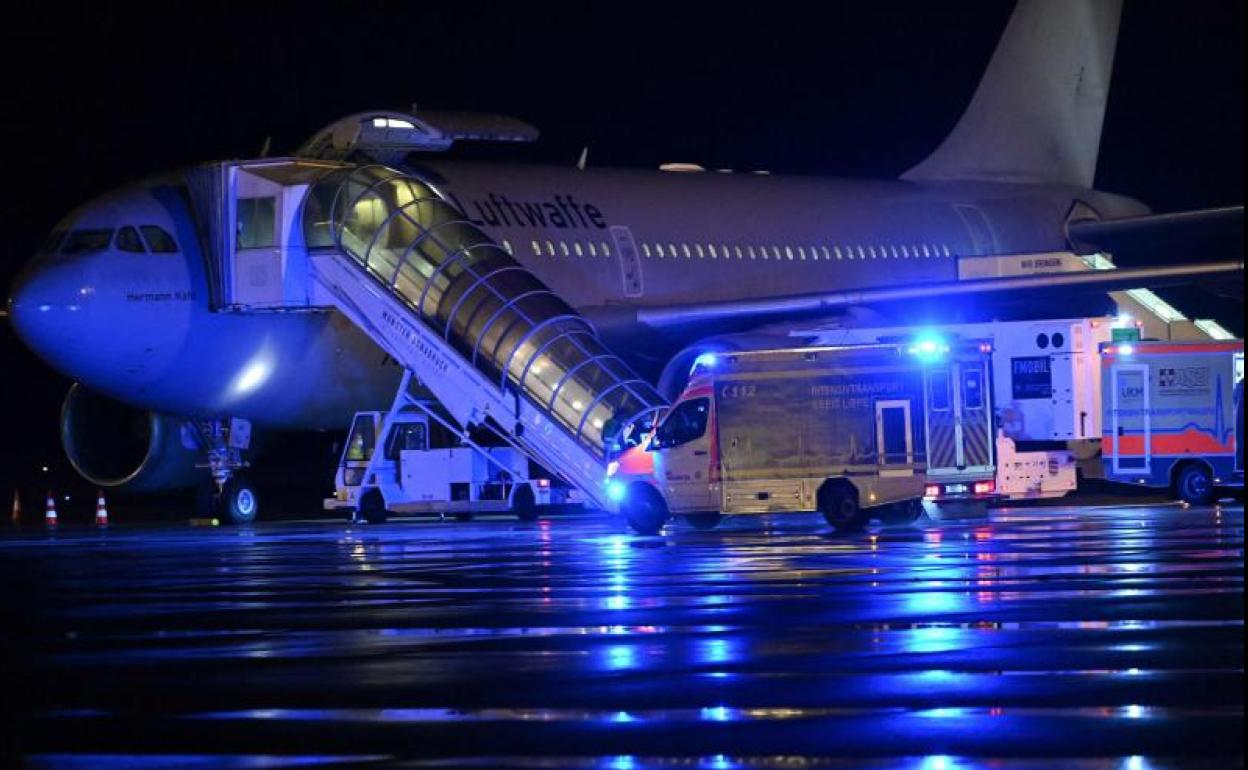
[60,384,202,491]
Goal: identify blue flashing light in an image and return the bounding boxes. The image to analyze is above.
[606,480,628,503]
[907,332,950,362]
[1118,343,1135,356]
[691,352,719,375]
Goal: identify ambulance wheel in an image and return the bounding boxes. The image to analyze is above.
[357,488,389,525]
[454,511,474,522]
[686,512,723,530]
[820,486,865,532]
[512,485,539,522]
[624,485,669,535]
[1174,463,1215,505]
[220,477,259,525]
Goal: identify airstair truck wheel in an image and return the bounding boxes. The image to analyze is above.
[512,484,539,522]
[357,488,389,525]
[220,477,259,525]
[1175,463,1215,505]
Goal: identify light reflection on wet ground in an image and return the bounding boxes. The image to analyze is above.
[3,503,1243,769]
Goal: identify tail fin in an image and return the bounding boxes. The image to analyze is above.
[902,0,1123,188]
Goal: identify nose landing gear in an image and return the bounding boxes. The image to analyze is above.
[192,417,258,524]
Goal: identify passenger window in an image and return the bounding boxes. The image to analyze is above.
[963,369,984,410]
[140,225,179,253]
[236,198,276,249]
[115,226,146,253]
[384,421,428,459]
[653,398,710,449]
[61,229,114,255]
[929,369,951,412]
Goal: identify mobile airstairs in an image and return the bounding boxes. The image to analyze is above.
[187,159,666,511]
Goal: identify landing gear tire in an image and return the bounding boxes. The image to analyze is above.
[1175,464,1215,505]
[821,488,866,533]
[685,512,723,531]
[623,485,669,536]
[881,499,924,526]
[512,484,539,522]
[356,488,389,525]
[220,477,259,525]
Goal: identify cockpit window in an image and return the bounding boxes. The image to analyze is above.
[115,226,147,253]
[140,225,179,253]
[60,229,114,255]
[37,230,67,256]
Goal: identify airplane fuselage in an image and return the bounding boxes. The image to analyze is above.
[9,159,1147,431]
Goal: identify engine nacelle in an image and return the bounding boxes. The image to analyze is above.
[60,384,201,492]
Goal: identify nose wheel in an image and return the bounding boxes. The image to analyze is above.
[199,477,260,524]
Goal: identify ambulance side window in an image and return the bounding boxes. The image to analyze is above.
[963,369,984,410]
[654,398,709,448]
[929,370,951,411]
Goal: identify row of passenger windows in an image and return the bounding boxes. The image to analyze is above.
[508,239,956,261]
[40,226,180,256]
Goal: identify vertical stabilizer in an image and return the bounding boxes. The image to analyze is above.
[902,0,1123,187]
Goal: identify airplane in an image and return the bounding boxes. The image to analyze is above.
[6,0,1243,521]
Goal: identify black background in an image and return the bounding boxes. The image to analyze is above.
[2,2,1242,503]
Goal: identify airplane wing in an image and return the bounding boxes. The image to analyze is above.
[1067,205,1244,262]
[632,259,1242,328]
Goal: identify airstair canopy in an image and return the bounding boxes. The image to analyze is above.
[298,110,539,164]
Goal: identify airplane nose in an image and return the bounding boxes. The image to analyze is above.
[8,257,96,371]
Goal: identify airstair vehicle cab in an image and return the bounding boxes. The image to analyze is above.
[185,155,667,517]
[324,375,564,523]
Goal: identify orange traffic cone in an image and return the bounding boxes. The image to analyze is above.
[11,490,20,526]
[95,490,109,527]
[45,492,58,528]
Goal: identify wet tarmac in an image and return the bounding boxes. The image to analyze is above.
[1,503,1243,769]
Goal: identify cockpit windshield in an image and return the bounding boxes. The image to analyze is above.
[60,229,114,255]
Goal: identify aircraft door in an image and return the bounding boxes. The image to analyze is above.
[232,169,284,307]
[610,225,644,298]
[1111,365,1150,473]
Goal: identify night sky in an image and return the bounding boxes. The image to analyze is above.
[2,2,1242,494]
